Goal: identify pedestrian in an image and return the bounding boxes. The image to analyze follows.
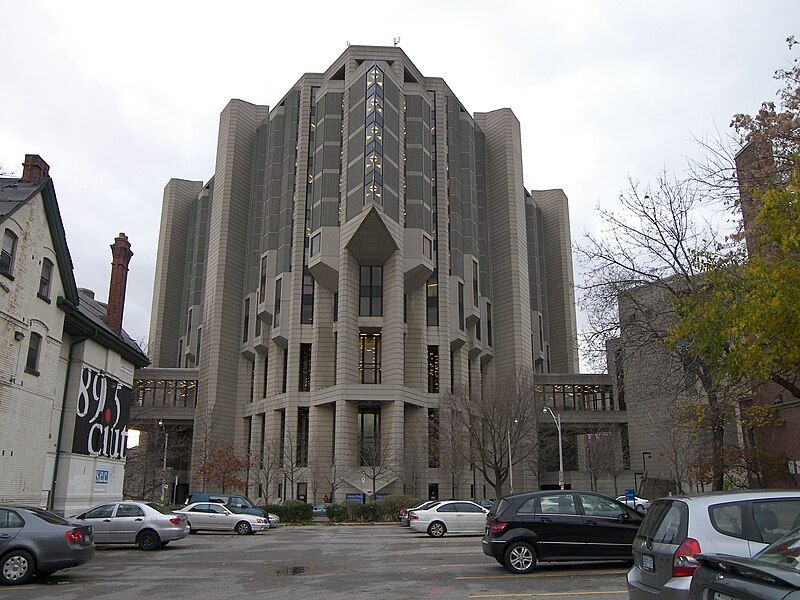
[323,494,330,504]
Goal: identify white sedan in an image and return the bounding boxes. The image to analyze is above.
[615,495,651,512]
[176,502,269,534]
[409,500,488,537]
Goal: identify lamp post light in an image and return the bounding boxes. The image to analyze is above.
[642,451,652,474]
[543,407,564,490]
[507,418,518,494]
[158,419,169,504]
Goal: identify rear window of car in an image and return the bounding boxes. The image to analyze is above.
[489,498,510,518]
[146,503,174,515]
[26,507,68,526]
[753,499,800,544]
[709,502,746,539]
[638,500,687,545]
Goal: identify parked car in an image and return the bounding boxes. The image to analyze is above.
[176,502,269,534]
[186,493,280,527]
[0,505,94,585]
[482,490,643,574]
[690,526,800,599]
[480,499,495,509]
[617,495,651,512]
[627,490,800,599]
[400,501,440,526]
[71,501,189,551]
[409,500,488,537]
[313,504,330,517]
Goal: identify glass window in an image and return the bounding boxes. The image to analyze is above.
[427,345,439,393]
[310,234,320,258]
[646,502,686,545]
[26,507,67,526]
[486,303,492,346]
[752,500,800,544]
[207,504,228,514]
[298,343,312,392]
[38,258,53,300]
[0,509,24,528]
[333,292,338,322]
[578,494,625,518]
[259,256,268,302]
[359,266,382,317]
[708,502,745,538]
[25,332,42,374]
[437,503,458,513]
[428,408,440,468]
[116,504,145,518]
[752,528,800,569]
[537,494,577,515]
[300,268,314,324]
[517,498,537,514]
[83,504,116,519]
[189,505,207,513]
[427,273,439,326]
[296,407,309,467]
[273,279,282,328]
[457,502,484,513]
[473,260,479,306]
[358,405,381,466]
[1,229,17,275]
[359,331,381,384]
[242,298,250,343]
[457,282,465,330]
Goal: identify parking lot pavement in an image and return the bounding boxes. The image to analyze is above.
[8,525,631,600]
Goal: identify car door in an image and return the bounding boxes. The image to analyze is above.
[455,502,487,533]
[0,509,24,552]
[77,503,117,543]
[531,492,587,559]
[186,504,211,529]
[433,502,459,532]
[576,493,641,558]
[206,503,233,530]
[109,503,146,543]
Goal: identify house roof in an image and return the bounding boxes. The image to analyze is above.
[0,176,149,368]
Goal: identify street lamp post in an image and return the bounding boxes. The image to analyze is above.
[507,419,518,494]
[158,420,169,504]
[543,407,564,490]
[642,451,652,474]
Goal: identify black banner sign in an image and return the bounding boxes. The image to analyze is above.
[72,367,132,459]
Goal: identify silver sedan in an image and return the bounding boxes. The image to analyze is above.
[409,500,489,537]
[177,502,269,534]
[71,501,189,550]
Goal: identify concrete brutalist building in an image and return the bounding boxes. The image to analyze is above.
[142,46,607,502]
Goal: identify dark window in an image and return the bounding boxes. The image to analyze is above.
[262,355,269,398]
[517,498,537,514]
[273,279,282,328]
[177,339,183,367]
[186,307,193,337]
[38,258,53,300]
[25,332,42,374]
[115,504,145,518]
[297,482,308,502]
[26,507,67,525]
[457,282,465,330]
[437,503,458,513]
[537,493,577,515]
[752,499,800,544]
[255,313,262,337]
[450,350,455,391]
[0,509,24,528]
[333,293,338,322]
[428,483,439,501]
[473,260,479,306]
[403,294,407,323]
[297,407,309,467]
[298,343,312,392]
[359,266,383,316]
[82,504,115,519]
[358,405,381,466]
[278,409,286,466]
[428,408,440,468]
[195,328,202,366]
[300,268,314,324]
[708,502,745,539]
[427,345,439,393]
[281,348,288,393]
[475,318,481,341]
[259,256,268,303]
[486,303,492,346]
[1,229,17,276]
[359,331,381,384]
[426,273,439,326]
[578,494,625,518]
[242,298,250,343]
[310,234,320,257]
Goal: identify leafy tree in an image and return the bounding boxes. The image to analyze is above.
[194,443,248,493]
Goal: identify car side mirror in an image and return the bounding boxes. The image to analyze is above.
[617,512,630,523]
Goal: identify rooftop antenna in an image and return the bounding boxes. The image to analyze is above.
[393,37,400,46]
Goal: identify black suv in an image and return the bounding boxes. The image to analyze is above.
[482,490,644,574]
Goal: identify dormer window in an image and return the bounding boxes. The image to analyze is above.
[38,258,54,301]
[1,229,18,277]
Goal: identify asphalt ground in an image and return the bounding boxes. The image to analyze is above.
[6,524,632,600]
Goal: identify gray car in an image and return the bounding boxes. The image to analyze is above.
[71,501,189,551]
[627,490,800,599]
[1,505,94,585]
[177,502,269,534]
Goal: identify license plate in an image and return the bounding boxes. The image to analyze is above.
[712,593,737,600]
[641,554,654,571]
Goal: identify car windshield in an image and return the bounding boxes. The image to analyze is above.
[754,527,800,572]
[146,503,175,515]
[27,507,70,525]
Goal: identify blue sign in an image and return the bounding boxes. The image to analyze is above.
[95,469,109,486]
[375,493,389,501]
[625,489,635,501]
[345,493,364,503]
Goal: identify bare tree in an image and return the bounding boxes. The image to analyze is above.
[279,424,301,502]
[357,434,397,503]
[251,438,281,503]
[436,400,468,499]
[400,433,426,498]
[451,371,539,499]
[320,460,348,503]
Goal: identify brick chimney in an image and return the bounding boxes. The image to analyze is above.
[105,233,133,335]
[21,154,50,183]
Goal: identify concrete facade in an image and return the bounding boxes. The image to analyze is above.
[146,47,616,503]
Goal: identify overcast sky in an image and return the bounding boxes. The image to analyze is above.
[1,1,796,369]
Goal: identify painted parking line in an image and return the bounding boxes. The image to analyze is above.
[469,591,628,598]
[455,569,628,580]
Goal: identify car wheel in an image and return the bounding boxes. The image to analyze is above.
[236,521,252,535]
[1,550,35,585]
[504,541,537,574]
[136,529,160,551]
[635,504,645,512]
[187,521,197,534]
[427,521,446,538]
